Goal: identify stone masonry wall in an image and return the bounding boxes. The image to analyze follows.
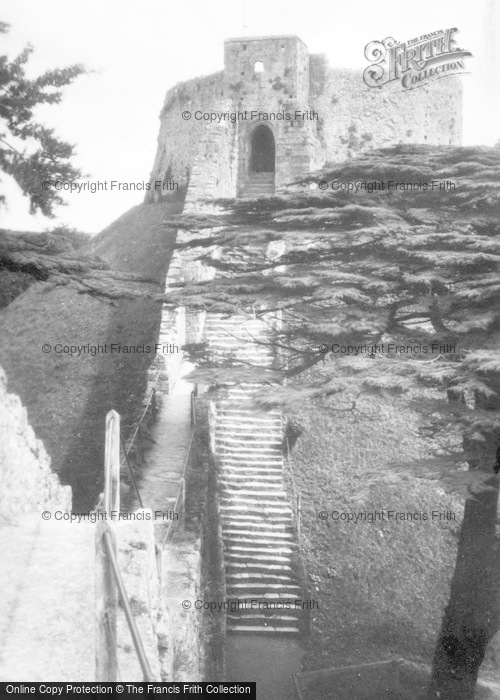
[0,366,72,523]
[146,35,463,202]
[146,72,227,202]
[311,67,462,163]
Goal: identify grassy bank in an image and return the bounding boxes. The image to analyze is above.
[283,370,465,670]
[0,202,180,510]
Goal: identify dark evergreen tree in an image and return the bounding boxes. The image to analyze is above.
[0,21,85,216]
[164,144,500,698]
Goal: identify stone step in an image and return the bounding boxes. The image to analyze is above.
[224,540,294,553]
[227,625,299,634]
[226,559,294,570]
[215,427,281,436]
[227,573,296,584]
[223,528,294,539]
[220,517,293,528]
[216,415,281,424]
[219,461,283,470]
[216,408,281,416]
[226,570,296,582]
[232,592,303,601]
[227,614,300,623]
[225,552,291,563]
[220,485,287,495]
[216,426,282,435]
[220,479,284,487]
[223,537,295,549]
[220,459,283,467]
[215,437,282,446]
[221,491,288,500]
[220,469,283,476]
[220,473,284,481]
[216,447,282,455]
[227,583,302,592]
[220,475,284,484]
[220,504,292,516]
[220,474,283,483]
[206,341,270,347]
[221,495,291,512]
[220,455,283,463]
[216,407,280,415]
[219,458,283,464]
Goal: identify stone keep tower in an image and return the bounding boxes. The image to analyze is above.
[146,34,462,204]
[223,36,324,193]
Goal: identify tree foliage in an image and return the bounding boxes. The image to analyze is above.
[163,145,500,490]
[163,144,500,694]
[0,21,86,216]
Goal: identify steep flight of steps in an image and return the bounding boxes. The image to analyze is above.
[239,172,275,199]
[204,314,302,635]
[203,313,274,367]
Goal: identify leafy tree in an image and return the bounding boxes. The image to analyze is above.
[0,21,85,216]
[163,144,500,698]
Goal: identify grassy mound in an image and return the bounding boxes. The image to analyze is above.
[0,202,180,510]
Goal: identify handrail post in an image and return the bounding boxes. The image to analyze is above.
[96,409,121,681]
[105,410,121,518]
[297,494,301,544]
[96,522,118,680]
[179,477,186,535]
[190,390,196,428]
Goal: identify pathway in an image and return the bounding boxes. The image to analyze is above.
[0,516,95,681]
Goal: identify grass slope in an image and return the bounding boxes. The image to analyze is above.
[285,374,461,667]
[286,371,499,679]
[0,202,180,510]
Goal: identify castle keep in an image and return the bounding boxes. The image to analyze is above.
[146,35,462,203]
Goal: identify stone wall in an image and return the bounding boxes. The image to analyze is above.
[311,67,462,163]
[146,35,463,204]
[146,72,227,202]
[161,540,204,680]
[0,366,72,523]
[116,515,169,681]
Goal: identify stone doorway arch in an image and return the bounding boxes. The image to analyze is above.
[250,124,275,173]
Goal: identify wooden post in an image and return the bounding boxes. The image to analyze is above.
[104,410,120,519]
[208,401,216,454]
[96,409,121,680]
[179,477,186,535]
[95,522,118,680]
[297,494,302,544]
[190,391,196,428]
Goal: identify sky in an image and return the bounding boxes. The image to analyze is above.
[1,0,498,234]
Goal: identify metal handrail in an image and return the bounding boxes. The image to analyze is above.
[96,408,156,682]
[94,366,162,514]
[120,436,144,509]
[122,366,163,464]
[101,525,154,682]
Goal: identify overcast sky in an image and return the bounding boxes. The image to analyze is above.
[1,0,498,234]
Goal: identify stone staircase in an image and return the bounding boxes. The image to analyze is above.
[204,314,302,635]
[239,172,275,199]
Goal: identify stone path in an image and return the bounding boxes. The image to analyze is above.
[0,516,95,681]
[125,371,194,539]
[226,634,304,699]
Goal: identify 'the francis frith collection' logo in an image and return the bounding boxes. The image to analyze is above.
[363,28,472,90]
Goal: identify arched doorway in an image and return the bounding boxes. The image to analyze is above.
[250,125,275,173]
